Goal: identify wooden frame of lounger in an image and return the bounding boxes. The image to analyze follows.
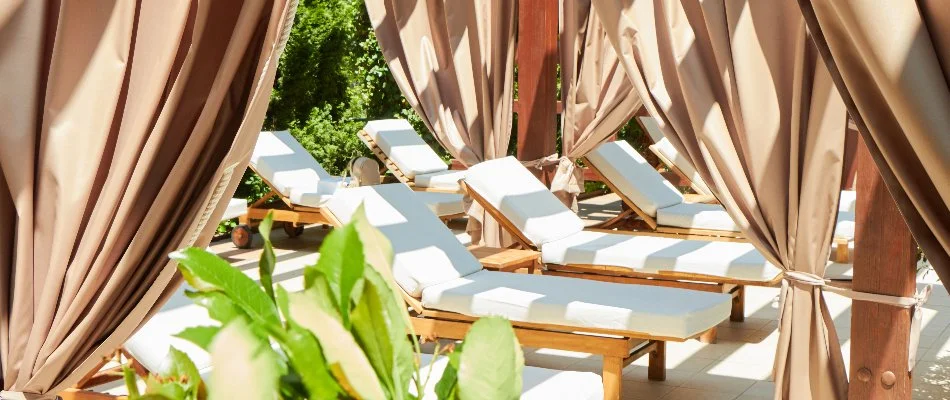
[357,128,463,194]
[460,181,786,328]
[318,210,681,400]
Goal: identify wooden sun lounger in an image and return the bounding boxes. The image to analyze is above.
[460,180,783,326]
[320,202,704,400]
[357,128,462,194]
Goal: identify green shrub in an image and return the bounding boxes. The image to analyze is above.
[131,212,524,400]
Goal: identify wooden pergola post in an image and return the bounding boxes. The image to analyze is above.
[849,135,918,399]
[515,0,558,182]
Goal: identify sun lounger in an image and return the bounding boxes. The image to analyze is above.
[233,130,465,248]
[357,119,467,193]
[68,275,603,400]
[584,140,854,259]
[638,116,856,260]
[461,157,790,325]
[323,184,732,399]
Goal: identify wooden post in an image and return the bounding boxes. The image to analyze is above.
[848,135,917,399]
[515,0,558,182]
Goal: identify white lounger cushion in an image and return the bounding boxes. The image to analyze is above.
[221,198,247,222]
[415,354,602,400]
[414,169,467,190]
[362,119,448,178]
[640,117,713,196]
[587,141,684,217]
[541,230,782,282]
[125,286,214,376]
[251,131,351,207]
[415,191,465,217]
[422,270,731,339]
[325,184,483,297]
[656,202,741,232]
[464,157,585,246]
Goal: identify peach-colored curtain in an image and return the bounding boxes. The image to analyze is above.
[554,0,641,210]
[365,0,516,246]
[0,0,295,397]
[594,1,849,398]
[799,0,950,290]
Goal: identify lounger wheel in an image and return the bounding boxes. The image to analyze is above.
[231,225,253,249]
[283,223,305,238]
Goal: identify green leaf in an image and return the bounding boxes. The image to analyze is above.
[288,290,386,399]
[159,347,202,395]
[457,317,523,400]
[208,318,281,400]
[170,248,280,328]
[174,326,220,352]
[351,205,413,328]
[184,291,241,324]
[143,374,187,400]
[274,285,343,399]
[123,364,141,399]
[258,212,277,303]
[434,347,463,400]
[351,267,414,400]
[309,221,365,327]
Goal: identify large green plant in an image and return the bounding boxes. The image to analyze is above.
[129,211,523,399]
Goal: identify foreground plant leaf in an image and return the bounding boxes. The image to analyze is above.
[184,291,241,324]
[351,205,413,327]
[175,326,219,351]
[158,347,202,396]
[434,345,463,400]
[351,267,415,399]
[258,213,277,303]
[288,290,386,399]
[275,285,343,398]
[209,318,280,400]
[457,317,523,399]
[308,221,365,327]
[171,247,280,328]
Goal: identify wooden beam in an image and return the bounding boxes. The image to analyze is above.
[848,135,917,399]
[515,0,558,181]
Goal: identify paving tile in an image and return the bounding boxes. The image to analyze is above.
[620,380,676,400]
[661,387,737,400]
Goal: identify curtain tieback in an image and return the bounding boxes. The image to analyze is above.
[520,153,561,169]
[780,271,932,372]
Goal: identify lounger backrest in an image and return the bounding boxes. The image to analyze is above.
[586,140,684,217]
[639,116,713,196]
[325,184,483,298]
[362,119,448,178]
[464,157,585,246]
[251,131,334,197]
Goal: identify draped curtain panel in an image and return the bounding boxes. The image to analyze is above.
[365,0,517,246]
[799,0,950,290]
[0,0,295,396]
[593,1,849,398]
[555,0,641,210]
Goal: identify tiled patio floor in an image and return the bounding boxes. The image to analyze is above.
[108,194,950,399]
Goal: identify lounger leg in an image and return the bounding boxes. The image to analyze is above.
[648,341,666,381]
[698,327,718,343]
[730,285,745,322]
[602,356,623,400]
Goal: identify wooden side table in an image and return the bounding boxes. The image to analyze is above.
[467,245,540,274]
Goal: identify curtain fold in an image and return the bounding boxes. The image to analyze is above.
[798,0,950,291]
[593,0,849,398]
[555,0,641,210]
[365,0,517,246]
[0,0,295,396]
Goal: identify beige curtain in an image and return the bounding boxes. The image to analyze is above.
[799,0,950,290]
[365,0,517,246]
[594,1,849,398]
[0,0,295,397]
[555,0,641,210]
